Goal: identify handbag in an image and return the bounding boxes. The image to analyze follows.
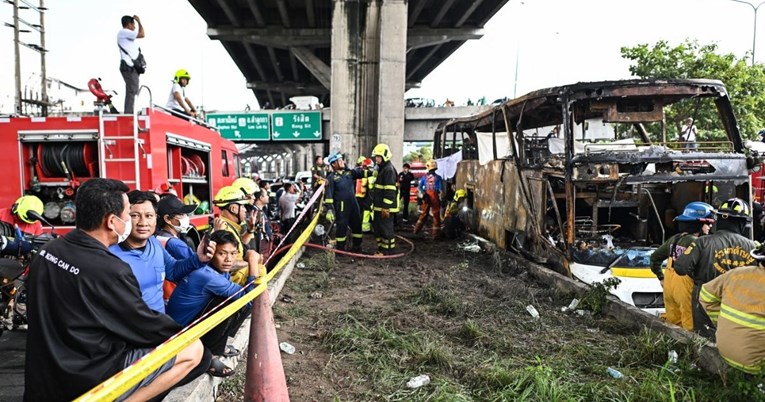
[118,44,147,74]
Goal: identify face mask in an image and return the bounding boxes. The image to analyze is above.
[113,215,132,244]
[173,215,191,234]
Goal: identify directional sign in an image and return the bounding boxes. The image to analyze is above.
[271,111,322,141]
[207,113,270,141]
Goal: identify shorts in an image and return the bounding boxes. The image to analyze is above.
[115,347,177,401]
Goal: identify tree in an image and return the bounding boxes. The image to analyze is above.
[620,39,765,140]
[403,146,432,164]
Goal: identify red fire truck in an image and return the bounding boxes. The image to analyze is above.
[0,107,240,234]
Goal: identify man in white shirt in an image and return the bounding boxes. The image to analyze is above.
[117,15,145,114]
[680,117,698,151]
[278,183,301,231]
[166,69,197,119]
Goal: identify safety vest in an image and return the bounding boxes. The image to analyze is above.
[355,177,368,198]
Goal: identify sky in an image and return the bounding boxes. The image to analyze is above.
[0,0,762,114]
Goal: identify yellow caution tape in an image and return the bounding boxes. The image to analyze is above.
[75,195,324,401]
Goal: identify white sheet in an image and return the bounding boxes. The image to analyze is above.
[435,150,462,180]
[476,132,511,165]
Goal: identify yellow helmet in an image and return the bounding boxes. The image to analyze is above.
[357,155,367,165]
[371,143,392,162]
[426,159,438,170]
[174,69,191,83]
[454,189,467,201]
[12,195,44,224]
[232,177,259,197]
[213,186,248,206]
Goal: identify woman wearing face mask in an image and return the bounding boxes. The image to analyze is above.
[156,196,199,260]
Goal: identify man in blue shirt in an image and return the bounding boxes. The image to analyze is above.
[109,190,214,313]
[167,230,259,377]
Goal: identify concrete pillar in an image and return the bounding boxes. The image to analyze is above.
[358,0,380,161]
[330,0,362,159]
[377,0,407,169]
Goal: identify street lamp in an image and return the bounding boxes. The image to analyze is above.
[730,0,765,65]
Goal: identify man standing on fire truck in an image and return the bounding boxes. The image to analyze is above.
[117,15,145,114]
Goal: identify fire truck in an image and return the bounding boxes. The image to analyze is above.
[0,107,240,235]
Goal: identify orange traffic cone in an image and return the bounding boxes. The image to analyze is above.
[244,290,290,401]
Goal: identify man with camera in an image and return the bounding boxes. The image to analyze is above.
[117,15,145,114]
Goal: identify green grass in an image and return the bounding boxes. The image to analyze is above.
[287,248,765,401]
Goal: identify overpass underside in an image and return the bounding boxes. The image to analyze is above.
[189,0,509,167]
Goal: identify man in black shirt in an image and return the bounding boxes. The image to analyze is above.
[398,163,415,222]
[24,178,204,401]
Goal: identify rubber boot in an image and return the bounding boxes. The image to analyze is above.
[335,241,346,251]
[413,220,424,234]
[350,238,362,253]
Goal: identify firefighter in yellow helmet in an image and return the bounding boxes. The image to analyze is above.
[370,144,399,255]
[231,176,261,250]
[213,185,262,285]
[442,189,468,239]
[166,68,197,118]
[414,159,444,239]
[0,195,44,236]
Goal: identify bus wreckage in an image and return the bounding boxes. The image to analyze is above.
[434,79,762,316]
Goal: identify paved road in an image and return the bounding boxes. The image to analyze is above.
[0,329,25,401]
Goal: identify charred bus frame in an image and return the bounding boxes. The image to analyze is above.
[434,79,758,312]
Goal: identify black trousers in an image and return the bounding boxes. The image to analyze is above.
[373,211,396,254]
[200,297,253,356]
[401,188,411,220]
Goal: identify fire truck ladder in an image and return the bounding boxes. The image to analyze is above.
[98,110,144,188]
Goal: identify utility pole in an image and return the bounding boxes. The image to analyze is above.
[39,0,47,116]
[730,0,765,65]
[13,0,22,115]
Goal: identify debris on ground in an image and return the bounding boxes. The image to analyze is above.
[406,374,431,389]
[279,342,295,355]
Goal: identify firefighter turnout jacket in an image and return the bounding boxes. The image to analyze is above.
[326,167,366,249]
[649,232,696,331]
[372,159,398,253]
[674,229,757,339]
[700,264,765,374]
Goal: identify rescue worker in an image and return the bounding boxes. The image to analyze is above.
[649,201,715,331]
[370,144,399,255]
[311,155,327,191]
[355,157,373,233]
[213,186,262,285]
[442,189,469,239]
[700,243,765,374]
[414,159,445,239]
[0,195,44,236]
[231,176,260,248]
[398,163,415,222]
[325,153,365,252]
[166,69,197,119]
[675,197,757,340]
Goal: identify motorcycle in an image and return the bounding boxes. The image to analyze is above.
[0,214,57,337]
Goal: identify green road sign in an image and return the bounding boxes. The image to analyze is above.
[207,113,270,141]
[271,111,322,141]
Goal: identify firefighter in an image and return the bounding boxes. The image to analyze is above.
[0,195,44,236]
[442,189,469,239]
[325,153,365,252]
[370,144,399,255]
[355,157,373,233]
[414,159,444,239]
[231,177,260,249]
[675,197,757,340]
[699,243,765,374]
[213,185,261,285]
[649,201,715,331]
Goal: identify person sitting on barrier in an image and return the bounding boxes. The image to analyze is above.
[214,185,261,285]
[24,178,204,402]
[110,190,213,313]
[649,201,715,331]
[699,242,765,375]
[0,195,44,236]
[166,69,197,119]
[325,153,366,252]
[167,230,260,378]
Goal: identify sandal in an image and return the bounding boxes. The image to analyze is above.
[223,344,241,357]
[207,357,235,378]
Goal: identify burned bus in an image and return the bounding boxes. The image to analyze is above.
[433,79,761,315]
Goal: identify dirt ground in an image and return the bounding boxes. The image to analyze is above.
[217,224,763,402]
